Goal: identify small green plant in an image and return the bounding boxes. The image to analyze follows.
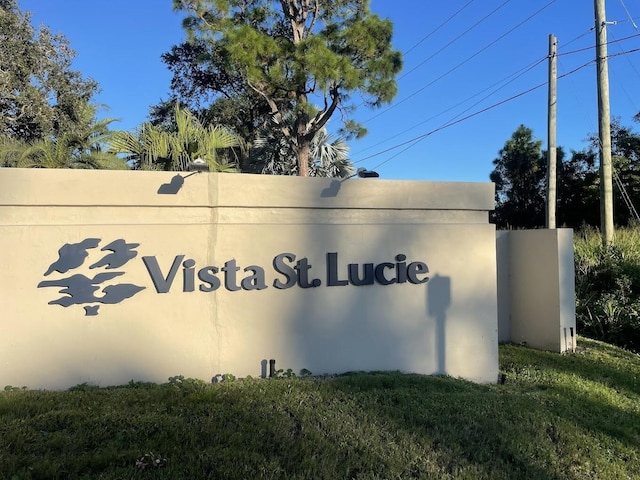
[68,382,100,392]
[135,452,167,470]
[221,373,236,382]
[3,385,26,392]
[167,375,206,393]
[125,379,158,389]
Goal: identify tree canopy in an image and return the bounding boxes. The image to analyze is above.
[171,0,402,176]
[490,125,546,228]
[491,121,640,230]
[0,0,99,143]
[149,40,269,170]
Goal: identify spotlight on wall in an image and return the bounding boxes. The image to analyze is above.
[356,167,379,178]
[187,158,210,173]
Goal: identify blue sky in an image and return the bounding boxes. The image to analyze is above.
[19,0,640,182]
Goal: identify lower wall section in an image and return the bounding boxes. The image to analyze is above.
[496,229,577,352]
[0,169,499,389]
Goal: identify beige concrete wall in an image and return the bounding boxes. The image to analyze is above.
[0,169,498,389]
[496,229,577,352]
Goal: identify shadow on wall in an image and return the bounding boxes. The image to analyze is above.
[157,172,201,195]
[428,274,451,375]
[283,205,457,377]
[320,179,342,198]
[157,174,185,195]
[147,173,486,382]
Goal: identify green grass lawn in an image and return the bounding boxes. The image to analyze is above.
[1,337,639,479]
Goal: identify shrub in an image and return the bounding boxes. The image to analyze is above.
[574,227,640,351]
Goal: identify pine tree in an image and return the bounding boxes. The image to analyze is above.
[173,0,402,176]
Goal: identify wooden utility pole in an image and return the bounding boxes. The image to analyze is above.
[546,33,557,229]
[595,0,615,244]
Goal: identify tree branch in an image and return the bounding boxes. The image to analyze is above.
[307,0,319,37]
[307,83,340,140]
[247,79,293,141]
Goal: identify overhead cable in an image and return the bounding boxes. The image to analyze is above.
[403,0,477,57]
[352,55,547,158]
[399,0,510,81]
[618,0,638,31]
[354,59,594,169]
[361,0,556,126]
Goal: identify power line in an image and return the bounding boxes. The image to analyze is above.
[350,3,640,173]
[360,0,556,126]
[354,0,480,109]
[608,46,640,58]
[434,57,547,130]
[398,0,510,81]
[557,32,640,57]
[618,0,638,30]
[353,35,640,166]
[556,22,640,54]
[351,55,547,160]
[403,0,477,57]
[561,28,595,49]
[358,82,552,165]
[355,59,594,170]
[607,30,640,112]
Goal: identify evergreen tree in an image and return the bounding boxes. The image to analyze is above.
[555,149,599,228]
[172,0,402,176]
[490,125,546,228]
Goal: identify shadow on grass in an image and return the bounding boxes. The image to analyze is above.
[1,341,640,479]
[318,373,564,480]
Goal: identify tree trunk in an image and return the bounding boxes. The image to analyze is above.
[296,141,310,177]
[294,89,311,176]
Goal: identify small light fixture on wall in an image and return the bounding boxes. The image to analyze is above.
[188,158,210,173]
[356,167,379,178]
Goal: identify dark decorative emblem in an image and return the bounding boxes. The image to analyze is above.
[38,238,145,316]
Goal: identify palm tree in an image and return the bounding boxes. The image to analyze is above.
[0,134,128,169]
[0,137,70,168]
[308,129,353,178]
[247,113,353,178]
[65,104,127,169]
[0,103,129,169]
[107,123,168,170]
[109,105,242,172]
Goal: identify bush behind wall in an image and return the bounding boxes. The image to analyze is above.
[574,226,640,352]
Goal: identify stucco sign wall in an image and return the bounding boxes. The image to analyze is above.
[0,169,498,389]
